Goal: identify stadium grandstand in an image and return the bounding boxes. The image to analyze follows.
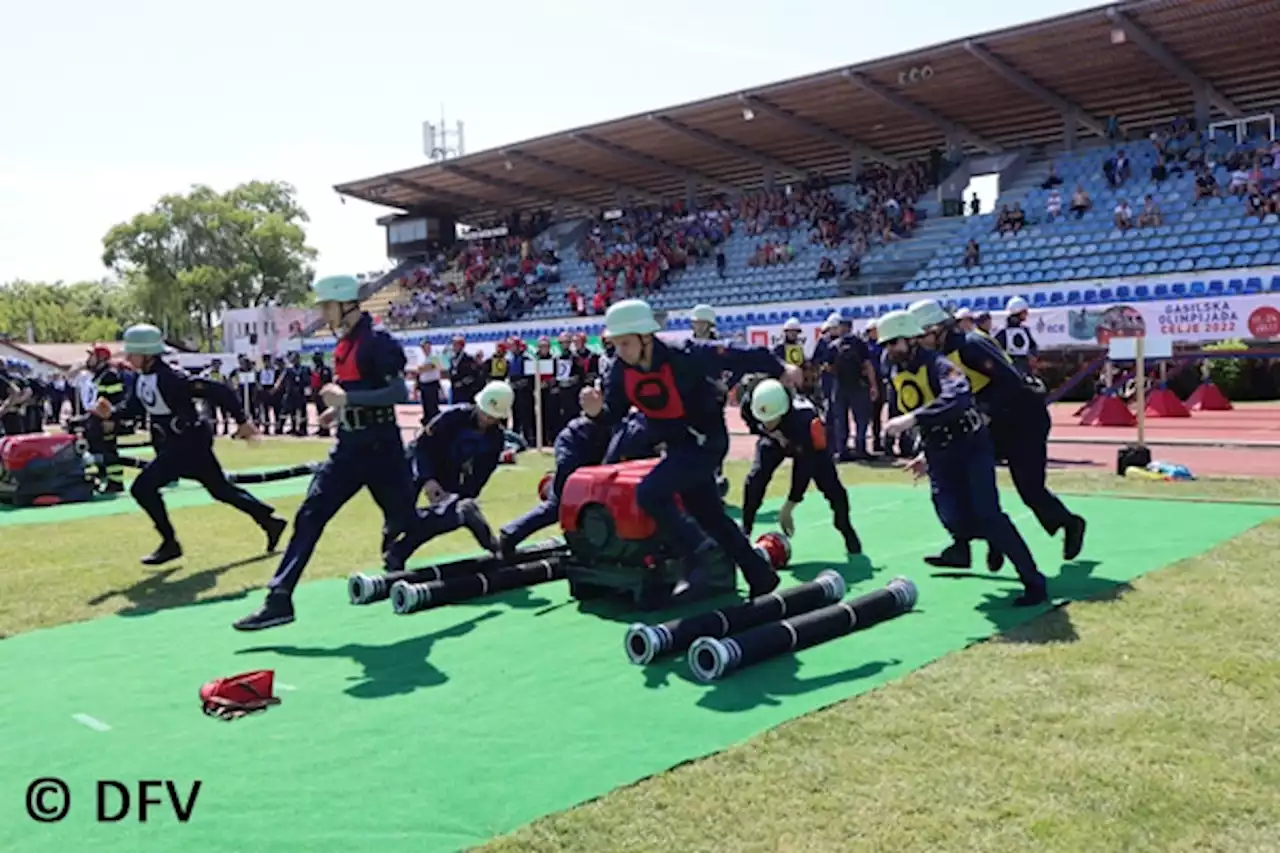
[309,0,1280,349]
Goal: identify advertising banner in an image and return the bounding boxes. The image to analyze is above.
[747,293,1280,350]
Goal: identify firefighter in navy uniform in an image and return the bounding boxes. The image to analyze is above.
[580,299,802,600]
[385,381,511,570]
[553,332,585,430]
[483,341,511,391]
[570,332,599,397]
[689,305,733,496]
[740,378,862,554]
[994,296,1039,377]
[507,337,535,445]
[689,304,717,341]
[236,275,422,631]
[98,324,287,565]
[909,299,1087,563]
[311,352,334,436]
[877,310,1048,607]
[282,351,310,436]
[448,334,482,404]
[23,367,48,434]
[0,360,23,435]
[772,317,807,370]
[497,399,613,555]
[84,345,128,493]
[204,358,233,435]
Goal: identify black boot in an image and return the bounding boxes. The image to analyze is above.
[233,590,295,631]
[1013,583,1050,607]
[987,547,1005,573]
[1062,515,1087,561]
[458,499,497,553]
[924,541,971,569]
[262,516,288,552]
[141,540,183,566]
[839,524,863,555]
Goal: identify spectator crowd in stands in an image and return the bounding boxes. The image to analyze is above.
[384,210,562,328]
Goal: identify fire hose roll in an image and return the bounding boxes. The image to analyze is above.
[347,538,567,605]
[624,570,846,665]
[390,558,566,615]
[687,577,918,683]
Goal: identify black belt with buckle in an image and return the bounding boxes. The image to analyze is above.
[921,408,983,450]
[341,406,396,430]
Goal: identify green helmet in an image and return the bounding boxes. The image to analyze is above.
[122,323,166,355]
[312,275,361,304]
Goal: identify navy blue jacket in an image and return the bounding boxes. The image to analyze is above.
[596,339,783,447]
[884,346,976,431]
[939,328,1034,416]
[332,313,409,444]
[115,359,247,437]
[413,404,504,498]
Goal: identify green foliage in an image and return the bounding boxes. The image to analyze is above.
[0,279,140,344]
[1207,357,1246,398]
[100,180,317,347]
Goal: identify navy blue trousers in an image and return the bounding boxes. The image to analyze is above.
[742,438,851,535]
[132,435,276,543]
[384,493,474,566]
[831,384,872,456]
[926,429,1045,592]
[501,441,586,547]
[990,401,1073,535]
[634,437,773,589]
[268,434,418,595]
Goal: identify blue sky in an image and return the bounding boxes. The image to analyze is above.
[0,0,1104,285]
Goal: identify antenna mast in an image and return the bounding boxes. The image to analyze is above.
[423,104,465,162]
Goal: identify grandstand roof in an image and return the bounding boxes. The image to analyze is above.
[335,0,1280,222]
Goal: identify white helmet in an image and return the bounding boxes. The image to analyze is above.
[865,318,878,330]
[605,299,661,337]
[876,310,926,343]
[690,304,716,324]
[1006,296,1029,314]
[908,299,951,329]
[750,379,791,422]
[476,381,515,419]
[782,317,802,332]
[954,307,973,320]
[821,311,841,330]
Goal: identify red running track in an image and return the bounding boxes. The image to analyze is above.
[383,402,1280,479]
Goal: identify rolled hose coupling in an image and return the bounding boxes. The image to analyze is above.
[887,576,919,611]
[347,573,389,605]
[390,580,433,614]
[624,623,674,666]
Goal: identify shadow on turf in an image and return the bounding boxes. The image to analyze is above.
[933,558,1133,645]
[85,553,277,616]
[236,610,501,698]
[634,653,904,711]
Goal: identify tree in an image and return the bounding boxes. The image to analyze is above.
[101,181,317,347]
[0,279,140,344]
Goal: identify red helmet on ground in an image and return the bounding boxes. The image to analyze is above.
[753,532,791,571]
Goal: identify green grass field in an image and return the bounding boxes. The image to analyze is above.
[3,438,1279,853]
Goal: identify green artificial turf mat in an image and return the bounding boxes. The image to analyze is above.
[1,486,1273,853]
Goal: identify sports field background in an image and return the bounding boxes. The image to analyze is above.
[2,439,1279,852]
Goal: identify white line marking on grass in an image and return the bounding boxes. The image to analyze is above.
[275,683,297,691]
[72,714,111,732]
